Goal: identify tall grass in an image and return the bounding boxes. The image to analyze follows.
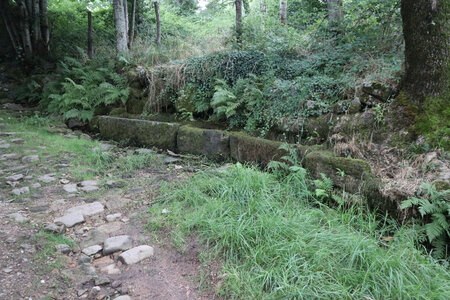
[148,164,450,299]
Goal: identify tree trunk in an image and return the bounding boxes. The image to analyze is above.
[279,0,287,25]
[31,0,41,49]
[401,0,449,103]
[327,0,342,29]
[39,0,50,56]
[124,0,129,35]
[18,0,33,59]
[154,1,161,46]
[1,10,19,55]
[129,0,136,48]
[113,0,128,54]
[87,10,94,59]
[235,0,242,44]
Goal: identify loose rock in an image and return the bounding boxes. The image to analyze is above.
[63,183,78,193]
[6,174,24,181]
[55,244,71,254]
[21,155,39,163]
[103,235,133,255]
[54,212,85,228]
[66,202,104,217]
[106,213,122,222]
[9,212,28,223]
[118,245,154,265]
[82,245,103,256]
[11,186,29,196]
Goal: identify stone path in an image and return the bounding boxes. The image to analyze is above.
[0,108,220,299]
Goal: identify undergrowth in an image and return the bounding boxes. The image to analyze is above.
[148,164,450,299]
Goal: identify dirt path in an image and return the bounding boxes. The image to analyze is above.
[0,108,219,299]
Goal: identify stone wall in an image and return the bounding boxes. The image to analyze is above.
[93,116,404,220]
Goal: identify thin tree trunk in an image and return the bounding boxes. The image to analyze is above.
[401,0,449,103]
[1,11,19,55]
[124,0,129,35]
[154,1,161,46]
[31,0,41,49]
[18,0,33,59]
[113,0,128,54]
[39,0,49,56]
[87,10,94,59]
[327,0,343,30]
[235,0,242,44]
[129,0,136,48]
[279,0,287,25]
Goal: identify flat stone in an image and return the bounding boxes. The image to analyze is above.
[118,245,154,265]
[44,223,65,233]
[80,228,109,248]
[55,244,71,254]
[135,148,154,154]
[97,222,122,234]
[82,245,103,256]
[106,213,122,222]
[11,138,24,144]
[63,183,78,193]
[100,264,121,275]
[9,212,28,223]
[38,174,56,183]
[99,143,114,151]
[11,186,29,196]
[80,185,99,192]
[54,212,85,228]
[164,157,180,164]
[66,202,104,217]
[22,155,39,163]
[95,276,111,286]
[29,204,50,212]
[103,235,132,255]
[113,295,132,300]
[0,132,17,136]
[78,254,92,264]
[3,267,13,273]
[80,180,98,187]
[5,174,23,181]
[105,180,125,188]
[0,153,18,160]
[31,182,41,188]
[0,143,10,149]
[105,195,129,210]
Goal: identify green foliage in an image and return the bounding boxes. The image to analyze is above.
[148,164,450,299]
[267,143,304,178]
[41,57,129,121]
[401,183,450,259]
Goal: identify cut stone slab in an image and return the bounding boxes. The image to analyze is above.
[11,186,29,196]
[38,174,56,183]
[177,126,230,161]
[103,235,133,255]
[98,116,180,150]
[118,245,154,265]
[6,174,24,181]
[106,213,122,222]
[22,155,39,163]
[82,245,103,256]
[9,212,28,223]
[63,183,78,193]
[54,212,85,228]
[66,202,104,217]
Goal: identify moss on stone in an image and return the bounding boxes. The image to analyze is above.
[304,151,374,194]
[177,126,230,160]
[230,132,287,167]
[109,107,128,117]
[98,116,180,150]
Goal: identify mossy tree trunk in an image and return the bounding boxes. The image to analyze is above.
[401,0,449,104]
[113,0,128,55]
[235,0,243,44]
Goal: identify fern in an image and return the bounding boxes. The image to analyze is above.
[401,183,450,259]
[42,57,130,122]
